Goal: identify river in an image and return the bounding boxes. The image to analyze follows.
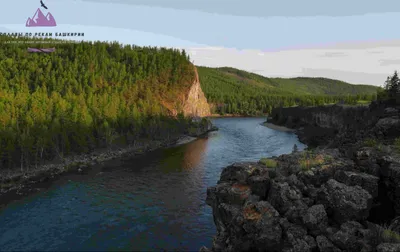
[0,117,306,251]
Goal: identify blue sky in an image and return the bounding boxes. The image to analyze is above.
[1,0,399,85]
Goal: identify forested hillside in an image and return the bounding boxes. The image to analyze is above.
[198,66,381,115]
[0,35,200,171]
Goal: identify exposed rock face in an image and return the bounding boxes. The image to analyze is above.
[302,204,328,236]
[267,103,389,147]
[187,117,218,137]
[204,149,400,251]
[202,102,400,251]
[334,170,379,197]
[183,66,211,117]
[376,243,400,252]
[317,179,373,224]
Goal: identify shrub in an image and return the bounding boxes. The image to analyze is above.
[259,158,278,168]
[376,224,400,244]
[363,138,378,147]
[394,138,400,152]
[299,152,325,171]
[323,155,333,163]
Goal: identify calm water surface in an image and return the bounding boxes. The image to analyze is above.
[0,118,306,251]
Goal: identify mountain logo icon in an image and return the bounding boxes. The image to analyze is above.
[26,8,56,27]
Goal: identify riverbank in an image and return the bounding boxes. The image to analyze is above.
[208,114,267,118]
[0,126,218,207]
[261,122,295,133]
[202,101,400,252]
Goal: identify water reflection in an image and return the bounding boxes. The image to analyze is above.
[181,138,208,170]
[0,118,306,251]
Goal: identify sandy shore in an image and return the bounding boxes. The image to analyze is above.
[262,122,295,132]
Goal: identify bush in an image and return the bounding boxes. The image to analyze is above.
[376,224,400,244]
[394,138,400,152]
[363,138,378,147]
[259,158,278,168]
[323,155,333,163]
[299,151,325,171]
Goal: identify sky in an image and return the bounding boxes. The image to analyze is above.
[1,0,400,85]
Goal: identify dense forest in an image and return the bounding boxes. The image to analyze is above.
[198,67,381,115]
[0,35,199,171]
[0,34,385,171]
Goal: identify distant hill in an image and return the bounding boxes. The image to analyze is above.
[199,66,380,96]
[197,66,381,115]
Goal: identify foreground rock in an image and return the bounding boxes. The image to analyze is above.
[317,179,373,224]
[203,148,400,251]
[203,102,400,251]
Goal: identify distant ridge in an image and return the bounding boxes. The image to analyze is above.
[197,66,381,115]
[199,66,380,96]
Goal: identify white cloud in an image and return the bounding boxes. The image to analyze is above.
[2,23,397,86]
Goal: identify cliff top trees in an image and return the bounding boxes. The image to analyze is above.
[389,71,400,96]
[0,35,197,171]
[379,71,400,103]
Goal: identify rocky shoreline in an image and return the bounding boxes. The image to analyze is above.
[201,101,400,252]
[262,122,296,133]
[0,121,218,208]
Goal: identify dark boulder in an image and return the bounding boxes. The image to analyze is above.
[247,175,271,200]
[378,159,400,214]
[330,221,371,252]
[219,162,263,184]
[334,170,379,197]
[297,159,353,187]
[302,204,328,236]
[267,181,302,215]
[206,182,251,206]
[304,235,318,252]
[242,201,283,251]
[317,179,373,224]
[375,116,400,138]
[376,243,400,252]
[316,235,342,252]
[285,200,309,225]
[353,147,381,177]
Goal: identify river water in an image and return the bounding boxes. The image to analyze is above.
[0,118,306,251]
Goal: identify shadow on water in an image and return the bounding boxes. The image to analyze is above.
[0,118,306,251]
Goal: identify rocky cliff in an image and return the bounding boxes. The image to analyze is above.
[201,102,400,252]
[182,66,211,117]
[267,103,400,148]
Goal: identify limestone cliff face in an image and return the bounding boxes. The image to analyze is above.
[182,66,211,117]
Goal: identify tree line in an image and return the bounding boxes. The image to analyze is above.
[378,71,400,103]
[0,36,196,171]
